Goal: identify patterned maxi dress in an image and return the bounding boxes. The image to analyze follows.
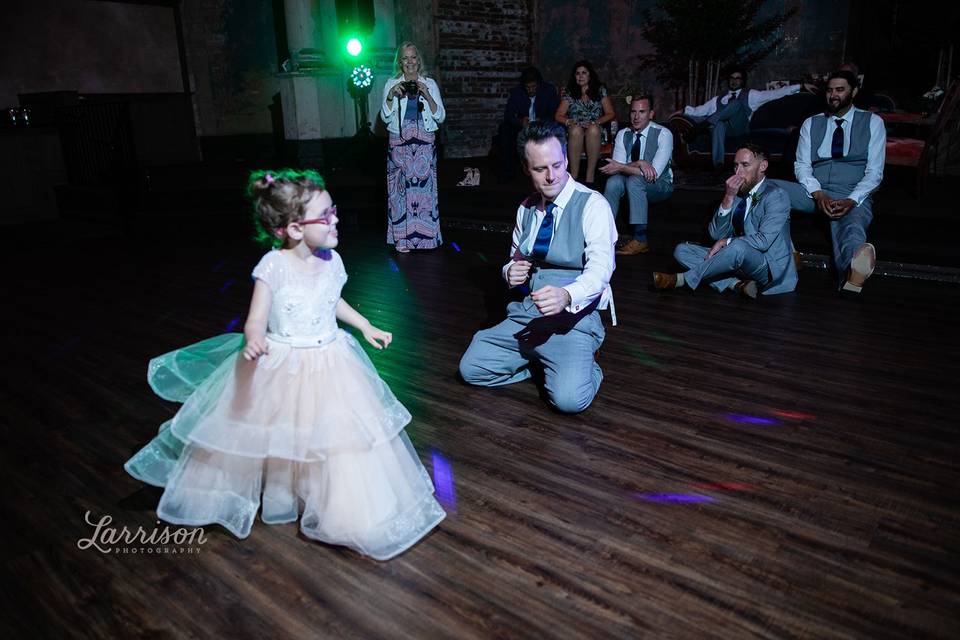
[387,95,441,250]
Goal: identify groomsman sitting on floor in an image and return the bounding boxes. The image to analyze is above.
[600,94,674,256]
[653,143,798,298]
[768,69,885,293]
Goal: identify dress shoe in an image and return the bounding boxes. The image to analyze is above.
[652,272,677,290]
[616,239,650,255]
[843,243,876,292]
[732,279,758,299]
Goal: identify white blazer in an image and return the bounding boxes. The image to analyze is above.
[380,75,445,134]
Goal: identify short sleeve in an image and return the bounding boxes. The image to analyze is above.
[251,250,284,291]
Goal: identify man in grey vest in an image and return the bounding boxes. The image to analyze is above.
[653,143,798,298]
[459,123,617,413]
[769,69,886,292]
[600,94,674,255]
[683,68,808,168]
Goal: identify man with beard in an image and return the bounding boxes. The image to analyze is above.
[770,69,886,293]
[653,143,797,298]
[459,123,617,413]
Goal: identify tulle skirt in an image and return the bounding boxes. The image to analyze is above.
[125,330,445,560]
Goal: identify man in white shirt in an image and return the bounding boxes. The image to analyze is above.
[683,68,811,168]
[654,143,798,298]
[459,123,617,413]
[600,95,674,255]
[769,69,885,293]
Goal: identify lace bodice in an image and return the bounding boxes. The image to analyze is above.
[252,250,347,340]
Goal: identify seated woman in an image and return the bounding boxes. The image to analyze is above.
[554,60,615,186]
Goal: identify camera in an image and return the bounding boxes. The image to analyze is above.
[402,80,419,96]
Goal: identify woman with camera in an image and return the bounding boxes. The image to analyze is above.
[380,41,446,253]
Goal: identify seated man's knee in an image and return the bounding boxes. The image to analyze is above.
[673,243,689,262]
[458,340,487,385]
[625,175,648,193]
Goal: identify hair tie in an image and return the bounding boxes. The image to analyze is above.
[265,173,275,184]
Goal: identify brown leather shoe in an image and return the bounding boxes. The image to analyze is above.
[616,239,650,255]
[652,272,677,290]
[733,279,758,299]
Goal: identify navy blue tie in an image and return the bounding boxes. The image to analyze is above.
[531,202,556,261]
[831,118,845,159]
[630,132,643,162]
[732,197,747,237]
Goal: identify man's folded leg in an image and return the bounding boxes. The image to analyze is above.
[459,318,531,387]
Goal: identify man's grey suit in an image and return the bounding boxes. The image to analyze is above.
[674,180,798,295]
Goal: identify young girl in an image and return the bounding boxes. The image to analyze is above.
[125,168,445,560]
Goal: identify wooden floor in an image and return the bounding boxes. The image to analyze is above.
[2,221,959,639]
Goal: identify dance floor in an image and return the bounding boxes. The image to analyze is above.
[2,219,958,639]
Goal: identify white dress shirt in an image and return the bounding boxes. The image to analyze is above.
[684,85,801,120]
[502,177,617,317]
[611,122,674,180]
[380,75,445,134]
[794,107,886,205]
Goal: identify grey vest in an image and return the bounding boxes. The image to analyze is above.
[715,88,752,117]
[518,189,591,292]
[809,110,872,194]
[622,126,672,181]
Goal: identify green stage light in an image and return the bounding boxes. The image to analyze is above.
[346,38,363,57]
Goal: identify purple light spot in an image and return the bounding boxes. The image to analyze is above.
[431,450,457,512]
[634,493,718,504]
[451,241,461,252]
[225,316,240,332]
[388,259,399,273]
[724,414,783,426]
[211,260,225,273]
[219,279,236,294]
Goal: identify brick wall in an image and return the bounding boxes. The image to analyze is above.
[435,0,533,158]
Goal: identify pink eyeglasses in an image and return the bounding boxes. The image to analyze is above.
[296,205,337,226]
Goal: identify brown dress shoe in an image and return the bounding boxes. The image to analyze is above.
[652,272,677,290]
[732,279,758,299]
[616,239,650,255]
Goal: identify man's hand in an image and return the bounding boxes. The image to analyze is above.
[707,238,729,259]
[507,259,532,287]
[721,174,746,209]
[812,190,834,216]
[599,159,623,175]
[531,285,570,316]
[801,82,819,93]
[828,198,856,219]
[725,174,746,198]
[637,160,657,182]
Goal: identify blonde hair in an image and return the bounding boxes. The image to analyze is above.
[393,41,427,78]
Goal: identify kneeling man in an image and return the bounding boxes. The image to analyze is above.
[654,143,797,298]
[459,123,617,413]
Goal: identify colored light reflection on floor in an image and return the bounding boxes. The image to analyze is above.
[634,493,718,504]
[773,409,815,420]
[431,450,457,512]
[625,346,663,368]
[648,330,680,344]
[724,413,783,426]
[476,252,488,263]
[451,241,461,253]
[388,258,399,273]
[225,316,240,332]
[219,279,236,294]
[692,482,754,491]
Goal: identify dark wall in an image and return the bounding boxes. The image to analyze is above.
[0,0,182,107]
